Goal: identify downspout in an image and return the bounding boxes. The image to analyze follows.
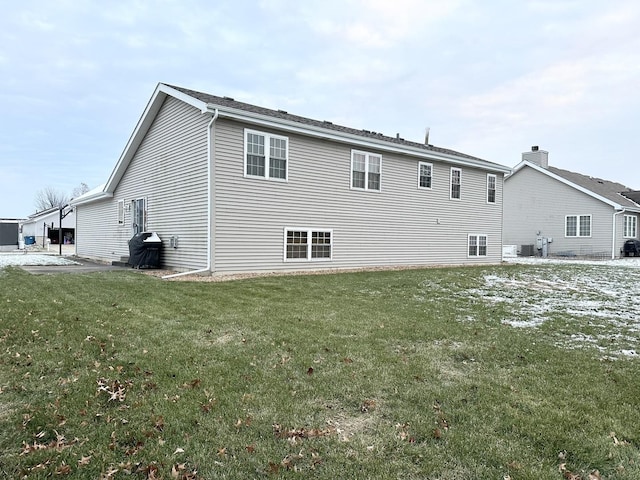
[612,208,626,260]
[163,108,218,279]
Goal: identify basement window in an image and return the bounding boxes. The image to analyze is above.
[468,234,487,257]
[285,228,332,261]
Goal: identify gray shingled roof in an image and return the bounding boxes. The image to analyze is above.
[621,190,640,204]
[167,84,505,168]
[547,165,640,209]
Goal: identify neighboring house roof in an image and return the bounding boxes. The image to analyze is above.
[621,191,640,204]
[508,160,640,212]
[72,83,511,205]
[25,206,72,222]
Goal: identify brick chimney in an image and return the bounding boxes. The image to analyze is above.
[522,146,548,168]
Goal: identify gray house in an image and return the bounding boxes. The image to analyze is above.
[504,147,640,259]
[72,83,510,275]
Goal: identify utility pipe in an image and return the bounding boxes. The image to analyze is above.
[612,208,626,260]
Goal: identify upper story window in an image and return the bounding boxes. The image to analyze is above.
[245,129,288,181]
[487,174,496,204]
[624,215,637,238]
[418,162,433,189]
[566,215,591,237]
[450,167,461,200]
[351,150,381,191]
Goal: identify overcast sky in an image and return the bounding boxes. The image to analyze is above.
[1,0,639,219]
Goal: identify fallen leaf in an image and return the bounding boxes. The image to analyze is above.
[77,455,92,466]
[55,462,72,475]
[173,447,185,455]
[307,367,314,375]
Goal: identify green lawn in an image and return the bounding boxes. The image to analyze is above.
[0,263,639,479]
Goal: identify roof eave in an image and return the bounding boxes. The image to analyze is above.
[210,104,511,173]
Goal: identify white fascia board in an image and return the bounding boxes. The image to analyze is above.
[509,161,624,209]
[212,105,512,174]
[70,191,113,207]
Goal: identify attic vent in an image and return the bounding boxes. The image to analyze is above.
[223,96,234,101]
[278,109,288,114]
[323,120,333,124]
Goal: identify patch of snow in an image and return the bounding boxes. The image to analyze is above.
[0,252,79,268]
[472,257,640,360]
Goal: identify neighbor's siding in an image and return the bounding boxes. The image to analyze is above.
[212,118,504,274]
[503,166,614,256]
[76,97,209,269]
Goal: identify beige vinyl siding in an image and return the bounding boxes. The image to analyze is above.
[76,97,209,268]
[504,166,614,256]
[75,199,115,261]
[212,119,503,274]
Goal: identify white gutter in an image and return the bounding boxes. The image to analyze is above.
[163,108,219,279]
[612,208,626,259]
[210,105,512,174]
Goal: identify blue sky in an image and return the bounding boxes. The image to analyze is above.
[1,0,639,219]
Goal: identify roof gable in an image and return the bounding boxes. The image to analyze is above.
[508,161,640,211]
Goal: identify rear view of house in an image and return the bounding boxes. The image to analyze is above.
[503,147,640,259]
[72,83,510,275]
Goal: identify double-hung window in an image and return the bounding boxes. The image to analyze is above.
[624,215,637,238]
[468,234,487,257]
[450,167,461,200]
[418,162,433,189]
[351,151,381,191]
[245,129,288,180]
[285,228,332,261]
[566,215,591,237]
[487,174,496,204]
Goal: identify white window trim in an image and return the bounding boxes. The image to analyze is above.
[283,227,333,262]
[450,167,462,200]
[486,173,497,204]
[244,128,289,181]
[117,200,125,225]
[565,214,592,238]
[417,161,433,190]
[623,214,637,238]
[350,150,382,191]
[468,234,488,257]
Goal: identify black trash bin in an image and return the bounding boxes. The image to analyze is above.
[128,232,162,268]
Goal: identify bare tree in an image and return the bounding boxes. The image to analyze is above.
[34,187,69,212]
[72,182,90,199]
